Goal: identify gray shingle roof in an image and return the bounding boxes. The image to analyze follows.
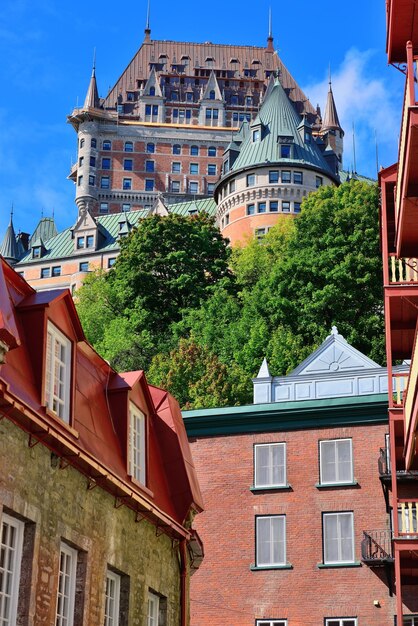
[0,217,20,263]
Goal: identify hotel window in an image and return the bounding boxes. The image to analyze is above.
[171,181,180,193]
[206,108,219,120]
[256,515,286,567]
[294,202,301,214]
[77,175,83,187]
[172,162,181,173]
[77,236,85,249]
[320,439,353,485]
[56,543,77,626]
[208,146,216,156]
[190,163,199,175]
[129,403,146,484]
[103,140,111,150]
[100,202,109,214]
[127,92,135,101]
[269,171,279,184]
[207,164,216,175]
[123,178,132,190]
[79,262,89,272]
[189,182,198,194]
[325,617,358,626]
[207,183,215,194]
[254,443,286,488]
[281,170,291,183]
[145,160,155,173]
[252,129,260,141]
[186,91,193,102]
[270,201,278,212]
[52,266,61,277]
[190,145,199,156]
[258,202,267,213]
[280,144,291,158]
[247,204,255,215]
[102,158,111,170]
[79,156,84,167]
[145,179,154,191]
[282,202,290,212]
[124,159,133,171]
[79,138,85,148]
[90,156,96,167]
[32,246,41,259]
[0,513,24,626]
[108,258,117,268]
[146,143,155,153]
[293,171,303,184]
[316,176,323,188]
[41,267,50,278]
[86,235,94,248]
[173,144,181,155]
[256,622,287,626]
[247,173,256,187]
[89,175,95,186]
[229,180,235,193]
[124,141,133,152]
[101,176,110,189]
[322,512,355,564]
[45,322,72,423]
[104,570,121,626]
[149,86,155,96]
[122,203,131,212]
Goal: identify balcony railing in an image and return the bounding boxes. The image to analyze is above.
[389,255,418,284]
[378,446,418,479]
[398,500,418,535]
[392,372,409,406]
[361,529,393,562]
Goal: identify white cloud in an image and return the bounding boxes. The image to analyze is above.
[303,48,403,177]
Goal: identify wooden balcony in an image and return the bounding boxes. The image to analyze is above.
[395,42,418,257]
[403,330,418,468]
[398,500,418,535]
[389,255,418,284]
[386,0,418,63]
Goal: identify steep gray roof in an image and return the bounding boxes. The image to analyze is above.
[0,216,20,263]
[229,78,337,179]
[84,67,100,109]
[322,83,342,131]
[29,217,58,248]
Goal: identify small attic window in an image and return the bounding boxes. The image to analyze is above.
[252,59,261,65]
[230,58,239,64]
[252,129,260,142]
[281,145,291,158]
[32,247,41,259]
[209,90,215,100]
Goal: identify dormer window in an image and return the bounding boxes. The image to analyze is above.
[252,129,260,142]
[128,403,146,484]
[209,90,215,100]
[45,321,72,423]
[32,247,41,259]
[149,86,155,96]
[281,145,291,158]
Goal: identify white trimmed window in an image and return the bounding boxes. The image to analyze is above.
[320,439,353,484]
[256,621,287,626]
[325,617,357,626]
[45,322,72,423]
[323,512,355,564]
[104,570,121,626]
[147,591,159,626]
[56,543,77,626]
[0,514,24,625]
[128,403,146,484]
[254,443,286,488]
[256,515,286,567]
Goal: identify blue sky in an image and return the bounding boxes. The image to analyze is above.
[0,0,403,238]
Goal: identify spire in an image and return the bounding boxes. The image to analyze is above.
[267,8,274,52]
[144,0,151,43]
[0,207,20,265]
[83,52,100,109]
[321,75,342,131]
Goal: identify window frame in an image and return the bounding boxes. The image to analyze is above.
[322,511,355,565]
[0,513,24,626]
[324,619,357,626]
[55,543,77,626]
[254,442,286,489]
[104,569,121,626]
[255,515,286,567]
[319,438,354,486]
[256,621,287,626]
[44,321,72,424]
[123,159,133,171]
[128,402,146,485]
[147,591,159,626]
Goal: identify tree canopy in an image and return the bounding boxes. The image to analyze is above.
[77,181,384,409]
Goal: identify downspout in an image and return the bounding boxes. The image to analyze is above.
[179,539,188,626]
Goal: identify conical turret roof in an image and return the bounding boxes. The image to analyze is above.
[229,77,337,178]
[0,214,20,264]
[322,82,342,132]
[84,65,100,109]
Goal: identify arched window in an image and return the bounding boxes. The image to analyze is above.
[91,138,97,148]
[209,90,215,100]
[124,141,133,152]
[80,138,85,148]
[149,86,155,96]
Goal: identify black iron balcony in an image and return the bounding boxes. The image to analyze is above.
[361,530,394,564]
[378,447,418,481]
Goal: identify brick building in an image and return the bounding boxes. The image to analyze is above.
[182,328,415,626]
[0,257,203,625]
[379,0,418,623]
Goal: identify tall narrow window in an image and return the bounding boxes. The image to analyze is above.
[322,512,355,564]
[147,592,159,626]
[129,404,146,484]
[45,322,72,423]
[56,543,77,626]
[256,515,286,567]
[320,439,353,485]
[0,514,24,626]
[104,570,121,626]
[254,443,286,488]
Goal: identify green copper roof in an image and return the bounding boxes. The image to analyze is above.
[339,170,377,184]
[29,217,58,248]
[17,210,147,265]
[167,198,217,217]
[229,78,337,180]
[182,393,388,437]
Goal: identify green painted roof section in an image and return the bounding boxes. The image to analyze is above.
[167,198,217,217]
[182,393,389,437]
[29,217,58,247]
[229,78,337,180]
[17,210,147,265]
[339,170,377,184]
